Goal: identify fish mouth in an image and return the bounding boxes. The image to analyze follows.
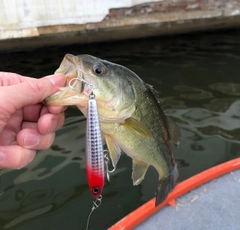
[44,54,87,106]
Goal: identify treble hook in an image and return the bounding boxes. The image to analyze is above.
[68,77,82,92]
[68,68,94,92]
[77,69,94,91]
[104,150,116,182]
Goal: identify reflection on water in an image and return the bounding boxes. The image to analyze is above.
[209,82,240,96]
[169,99,240,142]
[175,85,213,100]
[0,30,240,229]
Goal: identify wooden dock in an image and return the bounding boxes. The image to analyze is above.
[1,0,240,51]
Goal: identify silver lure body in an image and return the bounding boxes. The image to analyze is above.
[86,93,104,198]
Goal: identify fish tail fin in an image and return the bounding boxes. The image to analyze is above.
[155,164,179,206]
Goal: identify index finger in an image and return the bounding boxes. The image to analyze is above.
[0,72,34,86]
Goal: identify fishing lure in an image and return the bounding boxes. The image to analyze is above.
[69,73,105,198]
[86,92,105,198]
[68,71,115,230]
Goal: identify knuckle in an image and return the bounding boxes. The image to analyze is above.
[26,81,45,95]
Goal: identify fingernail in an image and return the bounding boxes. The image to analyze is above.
[61,106,67,112]
[24,133,40,148]
[48,74,65,87]
[0,152,5,161]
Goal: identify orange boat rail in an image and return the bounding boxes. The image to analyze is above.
[109,158,240,230]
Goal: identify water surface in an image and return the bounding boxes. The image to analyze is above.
[0,30,240,229]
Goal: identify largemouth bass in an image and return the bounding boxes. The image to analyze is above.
[45,54,180,206]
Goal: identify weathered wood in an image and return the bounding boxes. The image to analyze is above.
[1,0,240,52]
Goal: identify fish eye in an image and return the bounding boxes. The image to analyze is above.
[93,65,106,75]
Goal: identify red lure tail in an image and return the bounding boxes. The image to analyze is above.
[86,92,105,198]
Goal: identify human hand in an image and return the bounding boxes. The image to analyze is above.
[0,72,66,169]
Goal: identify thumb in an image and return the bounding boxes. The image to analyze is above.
[3,73,66,111]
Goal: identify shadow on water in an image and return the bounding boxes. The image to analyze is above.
[0,30,240,229]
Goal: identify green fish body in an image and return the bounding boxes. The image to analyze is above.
[45,54,180,206]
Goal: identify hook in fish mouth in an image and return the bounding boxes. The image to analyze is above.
[68,68,94,93]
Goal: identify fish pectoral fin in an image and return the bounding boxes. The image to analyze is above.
[155,164,179,206]
[105,135,121,168]
[122,118,152,138]
[132,160,149,185]
[166,116,181,147]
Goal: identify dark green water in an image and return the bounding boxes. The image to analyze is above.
[0,30,240,230]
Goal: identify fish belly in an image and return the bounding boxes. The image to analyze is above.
[101,122,171,181]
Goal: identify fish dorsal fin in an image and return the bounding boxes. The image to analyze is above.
[105,135,121,168]
[146,84,162,105]
[146,84,180,146]
[122,118,152,138]
[132,160,149,185]
[166,116,181,147]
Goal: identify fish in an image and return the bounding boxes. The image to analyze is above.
[45,54,181,206]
